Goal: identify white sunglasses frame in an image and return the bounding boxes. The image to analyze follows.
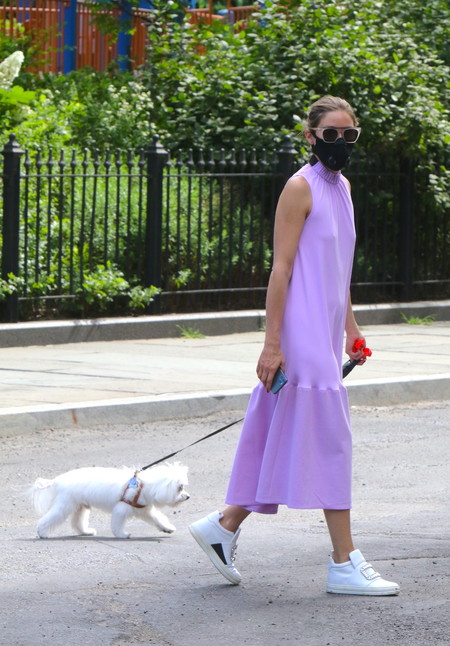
[311,126,361,143]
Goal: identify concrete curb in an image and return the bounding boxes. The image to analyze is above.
[353,300,450,326]
[1,374,449,436]
[346,373,450,406]
[0,300,449,347]
[0,390,251,436]
[0,311,265,347]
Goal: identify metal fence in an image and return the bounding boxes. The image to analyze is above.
[347,152,449,304]
[1,134,449,321]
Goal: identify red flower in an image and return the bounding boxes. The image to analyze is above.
[353,338,372,357]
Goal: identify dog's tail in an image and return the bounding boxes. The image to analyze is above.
[29,478,56,516]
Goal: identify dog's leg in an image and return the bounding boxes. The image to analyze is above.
[111,502,133,538]
[144,506,176,533]
[71,505,97,536]
[37,498,73,538]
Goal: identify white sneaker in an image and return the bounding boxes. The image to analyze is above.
[327,549,399,595]
[189,511,242,584]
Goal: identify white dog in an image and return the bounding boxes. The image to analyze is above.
[30,462,189,539]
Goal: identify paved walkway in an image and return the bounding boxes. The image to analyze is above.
[3,403,450,645]
[0,309,449,434]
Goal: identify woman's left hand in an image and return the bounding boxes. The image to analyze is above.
[345,335,368,365]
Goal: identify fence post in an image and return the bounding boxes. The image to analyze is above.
[277,135,298,190]
[1,135,24,323]
[118,1,132,71]
[144,136,169,302]
[399,158,414,300]
[63,0,77,74]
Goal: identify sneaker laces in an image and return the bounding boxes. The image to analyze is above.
[229,529,240,564]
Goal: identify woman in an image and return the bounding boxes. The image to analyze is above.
[189,96,399,596]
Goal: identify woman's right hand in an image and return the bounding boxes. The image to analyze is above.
[257,344,285,392]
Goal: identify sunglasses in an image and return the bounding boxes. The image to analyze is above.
[311,127,361,143]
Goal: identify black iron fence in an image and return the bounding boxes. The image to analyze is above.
[347,152,449,304]
[0,134,449,322]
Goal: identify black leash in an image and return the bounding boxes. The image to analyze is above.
[342,358,359,378]
[139,358,360,471]
[139,416,245,471]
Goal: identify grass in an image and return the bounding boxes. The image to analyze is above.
[176,324,205,338]
[400,313,436,326]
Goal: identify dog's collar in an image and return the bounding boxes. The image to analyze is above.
[121,474,146,509]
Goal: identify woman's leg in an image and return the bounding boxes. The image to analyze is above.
[189,505,249,584]
[323,509,354,563]
[324,508,400,594]
[219,505,252,532]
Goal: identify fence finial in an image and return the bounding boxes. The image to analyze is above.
[2,134,24,156]
[277,135,298,185]
[149,135,168,157]
[277,135,298,156]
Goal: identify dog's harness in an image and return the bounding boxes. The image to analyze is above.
[120,474,146,509]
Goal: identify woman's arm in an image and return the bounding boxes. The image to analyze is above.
[344,293,367,362]
[342,176,367,362]
[257,176,312,391]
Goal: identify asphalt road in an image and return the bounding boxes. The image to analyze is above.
[1,401,449,646]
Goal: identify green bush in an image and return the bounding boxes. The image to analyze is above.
[139,0,450,154]
[0,262,161,317]
[7,69,162,152]
[3,0,449,158]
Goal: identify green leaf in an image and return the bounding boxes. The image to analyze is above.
[0,85,36,105]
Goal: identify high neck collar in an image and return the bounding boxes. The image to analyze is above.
[310,159,341,184]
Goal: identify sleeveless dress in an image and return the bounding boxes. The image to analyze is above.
[225,160,356,512]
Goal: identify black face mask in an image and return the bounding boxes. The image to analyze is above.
[311,136,353,171]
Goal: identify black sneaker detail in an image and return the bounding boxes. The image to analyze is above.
[211,543,227,565]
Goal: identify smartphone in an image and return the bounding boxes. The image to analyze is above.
[271,367,288,394]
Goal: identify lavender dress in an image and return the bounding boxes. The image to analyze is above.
[225,160,356,512]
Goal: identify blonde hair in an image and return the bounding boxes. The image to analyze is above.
[306,96,358,129]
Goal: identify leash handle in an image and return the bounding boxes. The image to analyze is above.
[140,417,244,471]
[342,339,372,378]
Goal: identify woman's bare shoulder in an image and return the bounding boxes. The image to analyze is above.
[278,174,312,216]
[281,174,311,199]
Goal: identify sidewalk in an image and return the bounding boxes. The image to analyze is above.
[0,306,449,435]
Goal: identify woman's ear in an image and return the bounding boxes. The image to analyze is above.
[304,129,316,146]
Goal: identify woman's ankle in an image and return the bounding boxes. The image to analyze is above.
[219,506,250,533]
[218,516,238,533]
[331,549,353,564]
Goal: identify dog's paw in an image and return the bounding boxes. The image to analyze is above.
[161,524,176,534]
[80,529,97,537]
[114,532,131,539]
